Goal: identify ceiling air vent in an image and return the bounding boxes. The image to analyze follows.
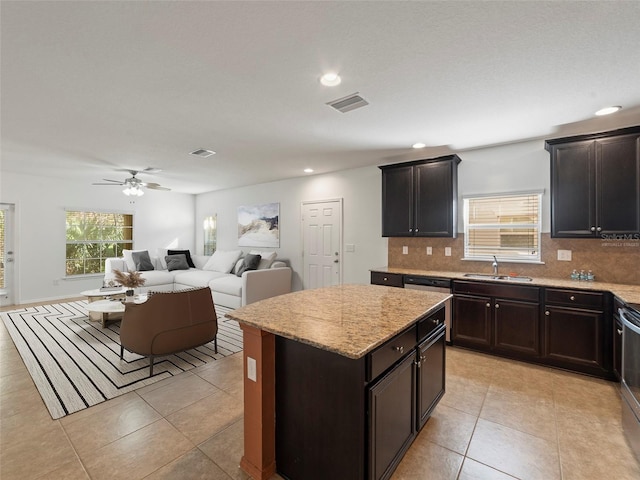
[326,92,369,113]
[190,148,216,158]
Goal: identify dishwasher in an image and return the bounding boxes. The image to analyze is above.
[404,275,452,343]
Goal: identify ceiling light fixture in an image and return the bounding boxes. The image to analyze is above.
[412,142,426,149]
[123,185,144,197]
[320,72,341,87]
[595,105,622,116]
[304,168,314,173]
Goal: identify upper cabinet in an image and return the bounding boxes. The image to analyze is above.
[545,126,640,238]
[380,155,461,237]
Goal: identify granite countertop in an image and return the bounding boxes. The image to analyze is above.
[227,284,451,359]
[371,267,640,304]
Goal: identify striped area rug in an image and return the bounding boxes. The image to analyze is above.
[1,300,243,419]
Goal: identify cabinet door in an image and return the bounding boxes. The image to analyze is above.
[381,165,414,237]
[414,161,456,237]
[368,353,416,480]
[452,294,491,350]
[417,327,445,430]
[596,134,640,235]
[543,306,605,374]
[613,315,623,380]
[550,140,596,237]
[493,298,540,358]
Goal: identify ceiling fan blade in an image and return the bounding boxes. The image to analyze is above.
[145,183,171,191]
[93,179,125,186]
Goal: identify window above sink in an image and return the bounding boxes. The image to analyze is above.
[463,191,543,264]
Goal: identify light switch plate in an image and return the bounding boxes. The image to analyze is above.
[247,357,257,382]
[445,247,452,257]
[426,246,432,255]
[346,244,355,252]
[402,246,408,255]
[557,249,572,261]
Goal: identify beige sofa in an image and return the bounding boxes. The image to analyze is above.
[104,248,292,309]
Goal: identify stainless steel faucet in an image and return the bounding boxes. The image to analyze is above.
[492,255,499,276]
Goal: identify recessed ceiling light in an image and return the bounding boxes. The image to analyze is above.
[595,106,622,116]
[320,72,341,87]
[190,148,216,158]
[412,143,426,149]
[304,168,314,173]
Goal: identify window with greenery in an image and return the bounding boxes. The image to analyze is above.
[203,215,217,255]
[463,192,542,263]
[65,211,133,276]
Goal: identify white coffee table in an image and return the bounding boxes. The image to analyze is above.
[84,296,147,328]
[81,288,127,323]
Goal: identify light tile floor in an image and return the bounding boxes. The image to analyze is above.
[1,302,639,479]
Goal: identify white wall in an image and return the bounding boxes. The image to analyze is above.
[1,138,554,304]
[194,166,388,292]
[0,171,195,303]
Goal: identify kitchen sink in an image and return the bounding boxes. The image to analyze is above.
[463,273,533,282]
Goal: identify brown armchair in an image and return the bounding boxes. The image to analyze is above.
[119,287,218,376]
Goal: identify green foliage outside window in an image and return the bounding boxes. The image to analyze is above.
[65,211,133,276]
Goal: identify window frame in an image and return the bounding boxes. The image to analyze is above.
[65,209,134,277]
[462,190,543,264]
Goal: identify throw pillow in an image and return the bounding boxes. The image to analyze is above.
[123,249,149,271]
[236,254,262,277]
[203,249,243,273]
[132,250,155,271]
[165,254,190,271]
[249,250,277,269]
[168,249,195,268]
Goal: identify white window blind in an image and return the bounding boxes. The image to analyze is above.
[463,192,542,262]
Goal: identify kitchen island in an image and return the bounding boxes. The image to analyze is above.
[227,284,451,480]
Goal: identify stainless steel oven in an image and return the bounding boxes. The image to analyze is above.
[619,304,640,461]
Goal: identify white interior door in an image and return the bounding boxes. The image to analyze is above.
[302,199,342,289]
[0,204,16,306]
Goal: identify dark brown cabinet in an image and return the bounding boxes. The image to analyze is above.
[276,306,447,480]
[613,297,624,380]
[543,288,610,377]
[380,155,460,237]
[452,281,541,360]
[370,271,404,288]
[368,353,416,480]
[546,126,640,238]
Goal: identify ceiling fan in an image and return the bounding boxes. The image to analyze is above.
[93,168,171,196]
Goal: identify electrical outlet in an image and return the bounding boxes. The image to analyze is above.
[445,247,452,257]
[557,249,572,261]
[247,357,257,382]
[402,246,408,255]
[426,246,432,255]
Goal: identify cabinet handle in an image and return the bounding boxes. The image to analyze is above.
[486,303,491,308]
[495,303,500,309]
[432,318,440,324]
[383,277,388,281]
[409,228,413,233]
[393,346,404,354]
[570,296,575,301]
[590,226,596,232]
[617,329,623,335]
[597,226,602,232]
[545,311,550,316]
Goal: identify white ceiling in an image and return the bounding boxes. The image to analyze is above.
[2,1,640,195]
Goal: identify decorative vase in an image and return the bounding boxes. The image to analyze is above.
[125,289,135,303]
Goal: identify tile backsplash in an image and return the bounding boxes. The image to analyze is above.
[388,234,639,285]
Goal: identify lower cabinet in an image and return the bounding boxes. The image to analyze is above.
[275,306,447,480]
[368,353,416,480]
[543,288,609,376]
[452,281,541,360]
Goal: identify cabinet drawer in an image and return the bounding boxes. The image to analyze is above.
[367,326,416,382]
[371,272,404,288]
[417,305,445,342]
[453,280,539,302]
[545,288,606,310]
